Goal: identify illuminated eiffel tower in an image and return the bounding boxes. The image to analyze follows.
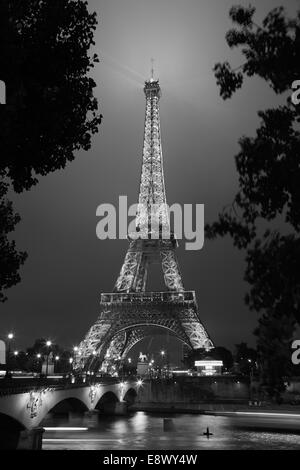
[77,73,213,371]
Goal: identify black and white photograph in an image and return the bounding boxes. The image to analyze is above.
[1,0,300,457]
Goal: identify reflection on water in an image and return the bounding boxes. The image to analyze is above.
[42,412,300,450]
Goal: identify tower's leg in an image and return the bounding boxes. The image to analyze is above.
[135,255,148,292]
[180,308,213,350]
[77,320,111,369]
[161,250,184,291]
[121,328,147,358]
[114,250,142,292]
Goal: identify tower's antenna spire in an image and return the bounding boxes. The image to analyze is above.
[150,58,154,81]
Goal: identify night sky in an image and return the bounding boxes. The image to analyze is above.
[1,0,298,363]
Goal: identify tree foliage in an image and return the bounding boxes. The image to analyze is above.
[234,342,257,376]
[0,0,102,301]
[0,182,27,302]
[207,5,300,395]
[7,338,73,373]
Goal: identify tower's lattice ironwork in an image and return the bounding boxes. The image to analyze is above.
[77,77,213,371]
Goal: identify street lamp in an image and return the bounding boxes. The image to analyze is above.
[12,350,19,371]
[54,356,59,373]
[159,350,166,378]
[36,353,41,373]
[73,346,79,369]
[45,340,52,377]
[6,333,14,373]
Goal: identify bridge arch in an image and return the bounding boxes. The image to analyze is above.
[95,391,119,414]
[46,397,88,416]
[123,388,137,406]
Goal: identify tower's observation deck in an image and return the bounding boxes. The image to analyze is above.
[144,78,161,98]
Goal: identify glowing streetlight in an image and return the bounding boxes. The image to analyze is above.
[55,356,60,361]
[45,341,52,376]
[73,346,79,365]
[161,350,165,356]
[6,333,14,370]
[137,379,143,387]
[14,351,18,356]
[92,350,97,356]
[36,353,41,359]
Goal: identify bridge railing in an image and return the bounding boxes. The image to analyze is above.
[100,291,196,304]
[0,375,126,396]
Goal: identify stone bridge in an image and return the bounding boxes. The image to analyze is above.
[0,377,139,449]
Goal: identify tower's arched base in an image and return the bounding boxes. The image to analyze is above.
[77,291,213,372]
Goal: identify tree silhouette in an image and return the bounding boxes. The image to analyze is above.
[0,182,27,302]
[234,342,257,376]
[206,5,300,396]
[0,0,102,301]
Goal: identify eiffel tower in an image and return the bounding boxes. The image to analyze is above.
[77,74,213,371]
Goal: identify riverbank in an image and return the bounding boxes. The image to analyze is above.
[130,402,300,415]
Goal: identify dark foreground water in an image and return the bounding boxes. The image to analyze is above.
[42,411,300,450]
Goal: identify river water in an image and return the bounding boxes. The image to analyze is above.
[42,411,300,450]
